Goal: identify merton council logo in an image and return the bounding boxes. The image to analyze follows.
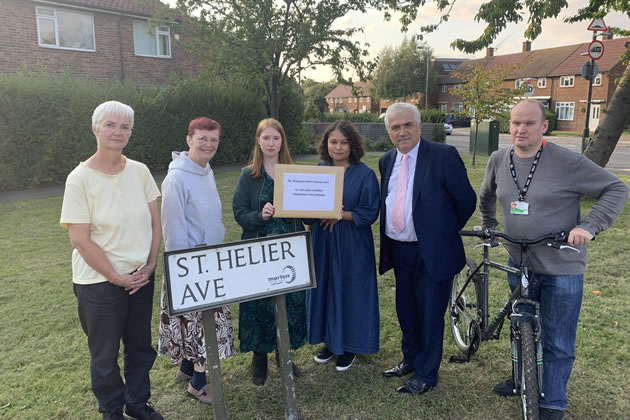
[268,265,297,286]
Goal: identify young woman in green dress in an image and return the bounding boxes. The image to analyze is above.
[232,118,307,385]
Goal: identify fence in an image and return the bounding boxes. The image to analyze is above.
[303,123,442,142]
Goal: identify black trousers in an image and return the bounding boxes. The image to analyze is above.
[73,275,156,413]
[391,240,452,386]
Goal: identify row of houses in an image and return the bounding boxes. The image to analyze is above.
[1,1,628,133]
[326,37,629,132]
[0,0,194,84]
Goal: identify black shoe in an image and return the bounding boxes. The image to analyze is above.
[252,351,268,386]
[103,411,124,420]
[493,378,518,396]
[335,352,356,372]
[123,403,163,420]
[395,378,434,395]
[540,408,565,420]
[314,347,335,364]
[382,360,413,377]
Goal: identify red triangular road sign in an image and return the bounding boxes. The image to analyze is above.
[587,18,608,32]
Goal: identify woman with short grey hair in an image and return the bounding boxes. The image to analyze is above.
[60,100,163,420]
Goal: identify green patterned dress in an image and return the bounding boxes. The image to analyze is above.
[236,169,307,353]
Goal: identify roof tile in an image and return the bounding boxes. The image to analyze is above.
[45,0,165,16]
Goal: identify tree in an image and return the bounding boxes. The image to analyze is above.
[370,38,434,102]
[302,78,337,121]
[161,0,374,119]
[370,0,630,168]
[453,63,527,166]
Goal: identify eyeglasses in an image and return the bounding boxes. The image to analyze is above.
[193,136,220,145]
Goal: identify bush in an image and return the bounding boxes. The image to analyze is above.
[364,137,395,152]
[419,108,446,123]
[323,112,381,123]
[544,110,556,134]
[430,123,446,143]
[0,73,308,190]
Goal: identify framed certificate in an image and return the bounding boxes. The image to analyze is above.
[273,164,344,219]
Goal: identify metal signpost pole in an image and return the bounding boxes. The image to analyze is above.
[202,310,227,420]
[581,32,596,154]
[274,295,299,420]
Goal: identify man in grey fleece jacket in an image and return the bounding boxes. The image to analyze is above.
[479,100,628,419]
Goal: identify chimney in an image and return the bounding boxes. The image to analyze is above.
[522,41,531,52]
[605,33,613,40]
[486,47,494,57]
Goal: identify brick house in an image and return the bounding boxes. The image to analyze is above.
[430,57,467,113]
[325,82,380,114]
[435,38,630,132]
[0,0,197,84]
[325,81,423,115]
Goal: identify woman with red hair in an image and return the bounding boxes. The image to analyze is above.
[158,117,235,404]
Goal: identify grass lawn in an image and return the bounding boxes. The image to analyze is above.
[0,153,628,420]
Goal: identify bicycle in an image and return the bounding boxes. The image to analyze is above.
[448,228,579,420]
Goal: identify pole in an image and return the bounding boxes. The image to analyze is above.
[581,32,596,153]
[274,295,298,420]
[425,50,429,108]
[202,310,227,420]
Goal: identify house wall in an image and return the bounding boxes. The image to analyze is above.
[327,96,378,114]
[549,74,610,132]
[0,0,196,84]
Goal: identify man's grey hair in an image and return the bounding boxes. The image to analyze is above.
[384,103,421,129]
[512,99,546,122]
[92,100,134,128]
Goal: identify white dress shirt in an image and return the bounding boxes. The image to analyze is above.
[385,140,420,242]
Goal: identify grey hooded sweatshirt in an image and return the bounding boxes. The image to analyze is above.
[161,151,225,252]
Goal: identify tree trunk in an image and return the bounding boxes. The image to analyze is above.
[585,62,630,167]
[268,74,281,119]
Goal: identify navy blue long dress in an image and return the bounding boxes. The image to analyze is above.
[307,161,380,355]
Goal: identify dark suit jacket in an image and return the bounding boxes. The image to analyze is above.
[378,139,477,281]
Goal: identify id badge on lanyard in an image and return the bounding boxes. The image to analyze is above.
[510,200,529,215]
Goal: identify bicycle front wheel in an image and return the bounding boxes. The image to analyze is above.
[449,258,482,353]
[519,321,540,420]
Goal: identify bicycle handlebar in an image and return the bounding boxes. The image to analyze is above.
[459,228,567,246]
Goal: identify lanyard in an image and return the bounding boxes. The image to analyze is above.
[509,144,543,202]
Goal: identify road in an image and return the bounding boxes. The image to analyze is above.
[446,128,630,174]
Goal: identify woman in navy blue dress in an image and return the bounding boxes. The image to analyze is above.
[307,120,380,371]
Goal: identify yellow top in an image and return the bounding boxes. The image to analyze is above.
[60,157,160,285]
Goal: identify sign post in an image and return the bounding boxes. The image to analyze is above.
[581,18,607,153]
[163,231,316,419]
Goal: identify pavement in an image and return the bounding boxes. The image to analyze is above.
[1,131,629,203]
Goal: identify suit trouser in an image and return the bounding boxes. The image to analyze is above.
[73,275,156,413]
[392,240,452,386]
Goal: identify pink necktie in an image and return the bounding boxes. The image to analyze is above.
[392,154,408,233]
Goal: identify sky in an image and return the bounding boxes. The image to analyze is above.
[163,1,628,82]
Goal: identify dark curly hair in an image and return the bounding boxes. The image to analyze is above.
[318,120,365,165]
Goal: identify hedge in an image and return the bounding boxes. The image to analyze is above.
[0,74,306,190]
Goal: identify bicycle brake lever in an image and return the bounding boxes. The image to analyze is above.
[559,244,580,253]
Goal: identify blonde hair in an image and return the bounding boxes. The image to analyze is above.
[246,118,293,178]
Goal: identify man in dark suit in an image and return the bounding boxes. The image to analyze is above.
[379,103,477,394]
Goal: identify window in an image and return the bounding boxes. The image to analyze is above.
[36,7,95,51]
[537,78,546,88]
[441,84,447,93]
[133,20,171,58]
[560,76,574,87]
[515,79,523,88]
[439,103,448,112]
[593,73,602,86]
[453,102,464,112]
[555,102,575,120]
[360,97,364,102]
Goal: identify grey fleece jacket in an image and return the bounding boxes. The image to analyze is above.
[161,151,225,252]
[479,141,628,275]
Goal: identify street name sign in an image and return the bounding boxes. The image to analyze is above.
[163,231,316,316]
